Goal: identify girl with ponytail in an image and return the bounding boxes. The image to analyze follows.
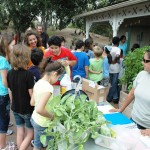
[30,57,65,150]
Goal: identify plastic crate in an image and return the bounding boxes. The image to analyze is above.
[95,134,121,149]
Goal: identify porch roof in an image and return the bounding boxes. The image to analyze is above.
[75,0,149,18]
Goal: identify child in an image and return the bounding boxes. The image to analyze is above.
[7,44,34,150]
[28,47,44,83]
[100,45,112,87]
[88,46,103,83]
[30,57,65,150]
[84,38,94,59]
[72,40,89,78]
[0,36,15,149]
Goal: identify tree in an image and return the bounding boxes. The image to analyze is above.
[2,0,46,41]
[0,3,10,30]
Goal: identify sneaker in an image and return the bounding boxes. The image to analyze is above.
[31,140,47,148]
[8,122,13,127]
[6,129,14,136]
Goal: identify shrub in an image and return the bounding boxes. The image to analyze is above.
[121,46,150,91]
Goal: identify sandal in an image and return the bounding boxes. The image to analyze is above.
[0,142,17,150]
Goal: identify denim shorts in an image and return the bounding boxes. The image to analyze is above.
[13,112,33,129]
[0,94,10,133]
[30,118,51,149]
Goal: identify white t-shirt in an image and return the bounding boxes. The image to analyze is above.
[109,47,121,73]
[132,71,150,128]
[32,79,53,127]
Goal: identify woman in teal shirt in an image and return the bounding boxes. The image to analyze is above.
[0,36,12,149]
[119,35,127,57]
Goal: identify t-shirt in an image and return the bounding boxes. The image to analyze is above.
[0,56,11,96]
[132,71,150,128]
[85,49,94,59]
[72,52,89,78]
[32,79,53,127]
[44,46,77,84]
[7,68,34,114]
[40,32,49,48]
[119,42,127,57]
[44,46,77,61]
[109,47,121,74]
[28,66,40,83]
[28,46,45,68]
[88,58,103,82]
[102,56,109,78]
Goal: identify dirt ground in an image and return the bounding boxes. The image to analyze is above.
[48,28,110,49]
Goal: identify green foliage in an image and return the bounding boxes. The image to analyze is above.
[121,46,150,91]
[41,94,112,150]
[90,23,112,37]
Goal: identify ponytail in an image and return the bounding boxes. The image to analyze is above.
[39,57,65,76]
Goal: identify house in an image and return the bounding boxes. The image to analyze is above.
[75,0,150,50]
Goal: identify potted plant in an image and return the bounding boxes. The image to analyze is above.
[40,93,115,150]
[119,46,150,117]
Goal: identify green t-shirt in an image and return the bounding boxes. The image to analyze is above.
[88,58,103,82]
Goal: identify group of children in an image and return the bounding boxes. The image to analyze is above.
[0,32,128,150]
[0,35,65,150]
[72,39,111,87]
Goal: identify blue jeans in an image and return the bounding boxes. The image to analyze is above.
[13,112,33,129]
[107,73,119,101]
[0,94,10,133]
[30,118,51,149]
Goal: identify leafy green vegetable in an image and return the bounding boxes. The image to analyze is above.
[41,94,112,150]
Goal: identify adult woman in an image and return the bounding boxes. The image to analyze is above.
[119,35,127,57]
[24,30,45,67]
[110,49,150,136]
[0,36,14,149]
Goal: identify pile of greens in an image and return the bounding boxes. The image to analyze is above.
[41,94,113,150]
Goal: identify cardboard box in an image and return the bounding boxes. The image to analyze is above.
[82,79,109,103]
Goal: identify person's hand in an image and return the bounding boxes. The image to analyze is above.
[109,108,122,112]
[141,129,150,136]
[62,60,69,66]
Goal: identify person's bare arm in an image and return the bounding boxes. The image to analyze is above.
[88,68,102,74]
[36,92,53,119]
[1,70,8,88]
[8,88,12,103]
[30,95,35,106]
[141,129,150,136]
[110,87,135,112]
[28,89,33,98]
[85,66,89,78]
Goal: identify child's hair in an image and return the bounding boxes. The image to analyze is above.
[59,36,66,43]
[104,46,112,64]
[40,57,65,76]
[48,36,61,47]
[24,30,42,47]
[131,43,140,52]
[0,35,12,62]
[10,44,31,69]
[120,35,126,41]
[112,36,120,46]
[120,49,123,58]
[84,38,93,50]
[75,40,84,49]
[93,46,103,57]
[0,36,8,57]
[31,48,44,66]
